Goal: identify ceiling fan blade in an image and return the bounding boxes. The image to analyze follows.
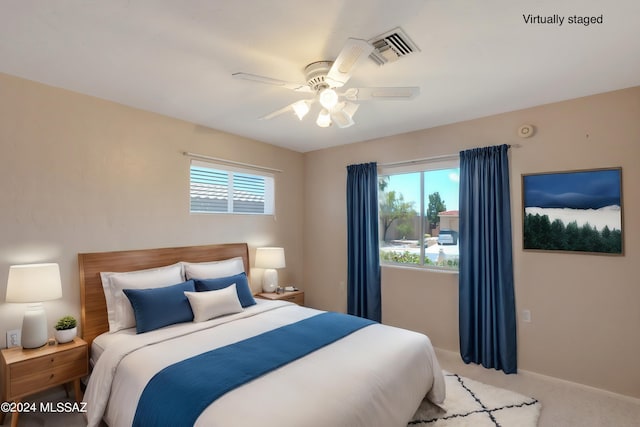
[343,87,420,101]
[259,99,314,120]
[259,103,295,120]
[325,38,374,88]
[232,72,312,93]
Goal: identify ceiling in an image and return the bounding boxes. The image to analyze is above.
[2,1,639,153]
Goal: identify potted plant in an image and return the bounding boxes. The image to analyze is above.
[54,315,77,343]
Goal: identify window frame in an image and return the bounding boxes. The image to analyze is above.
[378,158,460,272]
[189,159,275,215]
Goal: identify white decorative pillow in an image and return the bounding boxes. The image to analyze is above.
[184,284,243,322]
[182,257,245,280]
[100,263,184,333]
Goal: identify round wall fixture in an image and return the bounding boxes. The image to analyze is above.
[518,124,535,138]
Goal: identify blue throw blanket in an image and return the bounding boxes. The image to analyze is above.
[132,312,375,427]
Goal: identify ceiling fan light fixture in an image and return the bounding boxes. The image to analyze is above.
[319,88,339,110]
[331,110,355,128]
[341,101,359,118]
[235,37,419,129]
[316,109,332,128]
[292,100,310,120]
[328,101,358,128]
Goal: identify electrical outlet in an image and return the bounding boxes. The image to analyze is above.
[7,329,21,348]
[521,310,532,323]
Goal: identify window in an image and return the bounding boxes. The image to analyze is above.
[189,160,274,214]
[379,160,460,270]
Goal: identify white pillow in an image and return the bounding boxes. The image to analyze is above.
[100,263,184,333]
[182,257,245,280]
[184,284,243,322]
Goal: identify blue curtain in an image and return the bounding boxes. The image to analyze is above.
[346,162,381,322]
[459,144,517,374]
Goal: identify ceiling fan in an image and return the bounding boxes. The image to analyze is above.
[232,38,419,128]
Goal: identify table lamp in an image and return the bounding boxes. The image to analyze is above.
[255,247,286,293]
[6,263,63,348]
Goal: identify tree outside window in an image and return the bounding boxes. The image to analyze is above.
[378,165,460,270]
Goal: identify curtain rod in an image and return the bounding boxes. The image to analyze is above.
[380,153,459,168]
[379,144,520,168]
[183,151,283,173]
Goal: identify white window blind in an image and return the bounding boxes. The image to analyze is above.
[189,160,274,215]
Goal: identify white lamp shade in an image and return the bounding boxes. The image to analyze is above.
[342,101,359,117]
[331,102,356,129]
[255,248,286,293]
[6,263,62,303]
[292,100,311,120]
[316,109,331,128]
[255,247,286,269]
[6,263,62,348]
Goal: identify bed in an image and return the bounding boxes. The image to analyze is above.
[79,243,445,427]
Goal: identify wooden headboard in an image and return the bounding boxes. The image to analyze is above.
[78,243,250,347]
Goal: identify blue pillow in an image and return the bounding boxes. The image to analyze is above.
[123,280,195,334]
[194,272,256,308]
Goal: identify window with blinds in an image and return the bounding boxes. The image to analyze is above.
[189,160,274,215]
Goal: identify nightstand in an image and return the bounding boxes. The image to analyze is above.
[256,290,304,306]
[0,337,88,427]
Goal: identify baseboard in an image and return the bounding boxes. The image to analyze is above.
[434,347,640,405]
[516,366,640,406]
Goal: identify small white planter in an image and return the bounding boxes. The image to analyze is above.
[54,327,77,344]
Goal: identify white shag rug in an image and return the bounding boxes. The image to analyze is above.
[409,372,541,426]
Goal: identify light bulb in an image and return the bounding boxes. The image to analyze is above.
[292,100,310,120]
[316,109,331,128]
[319,88,339,110]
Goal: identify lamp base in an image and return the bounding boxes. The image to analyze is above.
[21,303,48,348]
[262,269,278,293]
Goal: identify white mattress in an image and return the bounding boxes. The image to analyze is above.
[91,328,133,367]
[90,299,275,366]
[84,300,445,427]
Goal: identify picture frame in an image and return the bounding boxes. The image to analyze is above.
[522,167,623,255]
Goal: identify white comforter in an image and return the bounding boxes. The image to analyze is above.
[84,300,445,427]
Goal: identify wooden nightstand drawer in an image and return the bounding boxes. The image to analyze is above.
[10,346,86,378]
[1,337,88,426]
[279,293,304,305]
[1,338,88,401]
[256,290,304,306]
[9,355,87,398]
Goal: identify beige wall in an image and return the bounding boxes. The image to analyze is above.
[2,70,639,399]
[0,73,305,347]
[303,87,640,398]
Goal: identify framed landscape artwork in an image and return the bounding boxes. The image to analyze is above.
[522,167,623,255]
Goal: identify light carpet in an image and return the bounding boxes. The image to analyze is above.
[409,372,541,426]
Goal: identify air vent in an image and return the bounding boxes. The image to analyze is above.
[368,27,420,65]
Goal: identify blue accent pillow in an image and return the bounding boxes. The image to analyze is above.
[194,272,256,308]
[123,280,196,334]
